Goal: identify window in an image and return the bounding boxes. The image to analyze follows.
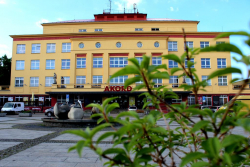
[61,59,70,69]
[217,58,226,68]
[185,77,192,85]
[30,77,39,87]
[46,59,55,69]
[93,57,103,68]
[219,95,228,105]
[152,57,162,65]
[169,76,178,87]
[31,44,40,53]
[172,95,182,103]
[17,44,25,54]
[137,42,142,48]
[168,41,177,51]
[76,76,86,88]
[95,28,103,32]
[93,76,102,88]
[61,76,70,87]
[45,77,53,87]
[218,76,227,86]
[110,76,128,85]
[79,43,84,48]
[47,43,56,53]
[79,29,86,32]
[154,42,160,48]
[169,60,178,68]
[201,58,210,68]
[203,95,212,106]
[62,43,71,52]
[188,95,195,105]
[200,41,209,48]
[30,60,40,70]
[135,75,143,85]
[185,41,193,49]
[76,58,86,68]
[116,42,122,48]
[153,78,162,88]
[185,58,194,68]
[216,41,225,45]
[16,60,25,70]
[202,76,211,86]
[110,57,128,68]
[95,42,101,48]
[151,28,159,31]
[135,28,143,31]
[136,57,143,65]
[15,77,23,87]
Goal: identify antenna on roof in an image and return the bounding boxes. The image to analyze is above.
[109,0,112,13]
[124,3,125,13]
[133,3,137,13]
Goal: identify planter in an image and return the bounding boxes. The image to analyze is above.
[0,113,6,117]
[19,113,32,117]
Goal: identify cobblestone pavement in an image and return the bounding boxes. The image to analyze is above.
[0,113,249,167]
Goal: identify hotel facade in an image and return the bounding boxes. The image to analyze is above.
[0,11,248,111]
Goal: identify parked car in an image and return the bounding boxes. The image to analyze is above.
[45,107,54,117]
[200,106,210,110]
[1,102,24,114]
[210,106,221,112]
[128,106,137,111]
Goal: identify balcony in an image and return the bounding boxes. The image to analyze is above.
[233,84,250,90]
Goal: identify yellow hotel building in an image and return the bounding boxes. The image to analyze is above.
[0,11,248,111]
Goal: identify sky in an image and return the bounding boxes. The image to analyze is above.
[0,0,249,78]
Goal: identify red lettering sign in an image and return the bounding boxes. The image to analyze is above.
[104,86,133,92]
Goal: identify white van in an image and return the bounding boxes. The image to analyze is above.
[1,102,24,114]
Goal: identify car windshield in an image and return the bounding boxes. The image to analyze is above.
[129,107,137,109]
[3,103,14,108]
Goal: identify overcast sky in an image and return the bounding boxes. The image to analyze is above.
[0,0,249,78]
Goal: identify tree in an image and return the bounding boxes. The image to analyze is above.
[65,30,250,167]
[0,55,11,85]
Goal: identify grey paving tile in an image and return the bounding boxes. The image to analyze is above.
[0,129,54,139]
[75,163,104,167]
[50,148,71,153]
[28,152,58,157]
[1,155,38,161]
[33,156,67,162]
[40,162,77,167]
[0,160,9,167]
[65,157,98,163]
[0,142,22,151]
[0,161,44,167]
[0,124,16,129]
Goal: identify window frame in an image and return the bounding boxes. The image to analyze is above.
[153,78,162,88]
[185,58,195,68]
[168,41,178,51]
[135,28,143,31]
[31,44,41,53]
[217,58,226,68]
[30,77,39,87]
[93,57,103,68]
[46,59,55,70]
[15,77,24,87]
[61,59,70,69]
[200,41,209,48]
[79,29,87,32]
[30,60,40,70]
[62,43,71,53]
[45,77,54,87]
[185,41,193,49]
[76,58,86,68]
[168,60,178,68]
[201,58,210,68]
[110,76,128,85]
[76,76,86,84]
[46,43,56,53]
[152,57,162,65]
[202,75,211,86]
[95,28,103,32]
[93,75,102,87]
[17,44,26,54]
[218,76,227,86]
[136,57,143,65]
[110,57,128,68]
[16,60,25,70]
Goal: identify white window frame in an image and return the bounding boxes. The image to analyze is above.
[17,44,26,54]
[30,77,39,87]
[46,43,56,53]
[93,57,103,68]
[216,41,225,45]
[185,77,192,85]
[185,41,193,49]
[170,76,179,87]
[76,58,86,68]
[218,76,227,86]
[219,95,228,105]
[46,59,55,70]
[201,58,210,68]
[110,76,128,85]
[203,96,212,106]
[62,43,71,53]
[136,57,143,65]
[76,76,86,85]
[45,77,54,87]
[200,41,209,48]
[95,28,103,32]
[202,75,211,86]
[31,44,41,53]
[93,76,102,87]
[168,41,178,51]
[62,76,70,84]
[31,60,40,70]
[110,57,128,68]
[188,95,195,105]
[61,59,70,69]
[185,58,194,68]
[16,60,25,70]
[217,58,226,68]
[152,57,162,65]
[168,60,178,68]
[135,28,143,31]
[15,77,24,87]
[79,29,87,32]
[153,78,162,88]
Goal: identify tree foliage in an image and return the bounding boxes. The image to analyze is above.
[65,30,250,167]
[0,55,11,85]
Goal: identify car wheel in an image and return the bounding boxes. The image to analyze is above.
[47,112,52,117]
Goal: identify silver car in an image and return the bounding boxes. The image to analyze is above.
[128,106,137,111]
[45,107,54,117]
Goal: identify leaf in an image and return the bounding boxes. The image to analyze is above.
[180,152,206,167]
[102,148,126,155]
[102,97,118,108]
[76,140,85,157]
[223,152,232,165]
[191,120,210,133]
[97,117,105,124]
[97,131,116,144]
[90,123,112,138]
[201,137,221,158]
[141,55,150,69]
[208,67,241,79]
[124,76,142,88]
[133,84,145,91]
[85,103,103,112]
[149,72,169,80]
[191,162,209,167]
[171,67,183,75]
[116,111,139,119]
[215,31,250,39]
[105,103,119,114]
[63,129,89,139]
[162,54,181,64]
[108,65,140,82]
[200,43,243,56]
[222,134,246,148]
[148,64,168,73]
[237,118,250,132]
[128,58,140,68]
